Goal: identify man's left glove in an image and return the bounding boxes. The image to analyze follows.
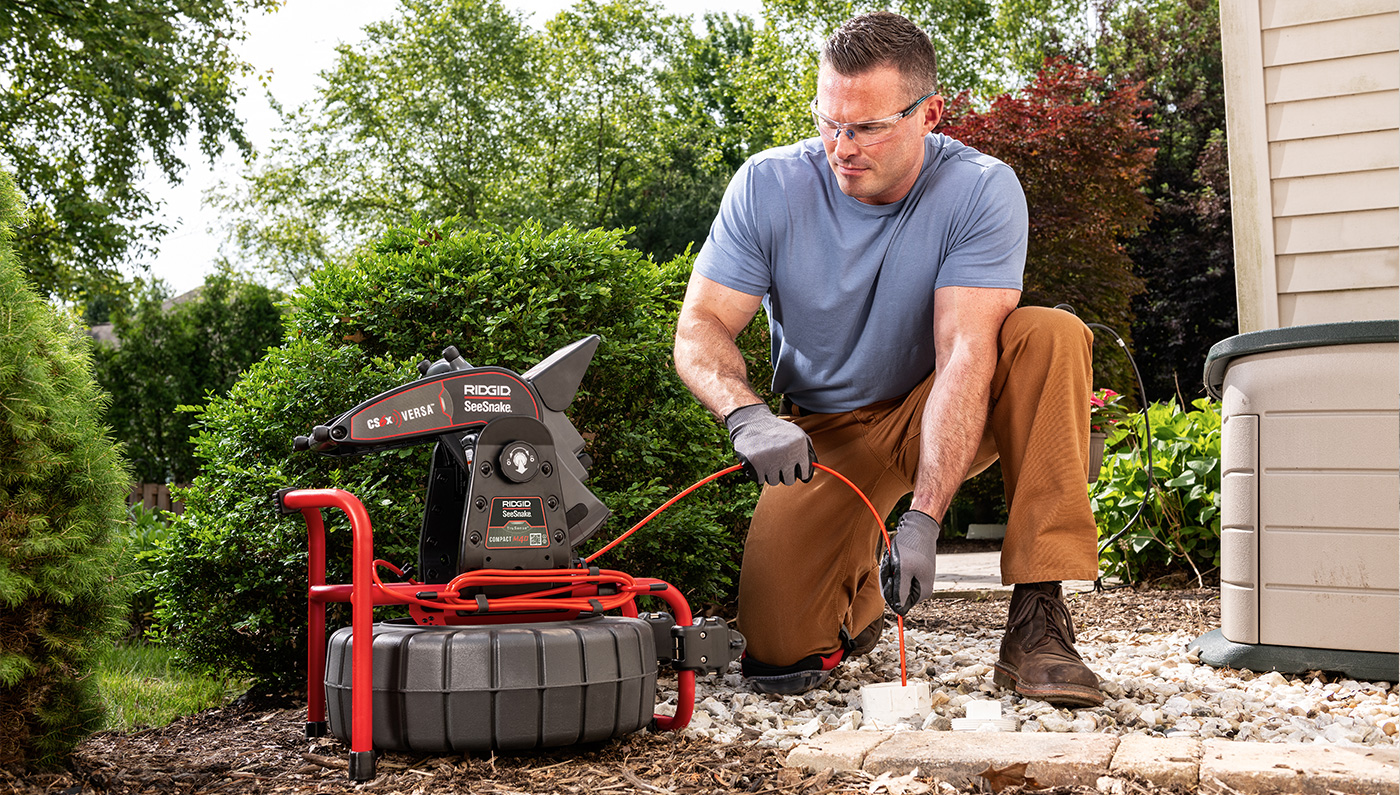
[724,403,816,486]
[879,510,941,616]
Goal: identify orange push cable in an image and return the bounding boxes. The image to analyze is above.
[584,464,746,564]
[586,462,909,686]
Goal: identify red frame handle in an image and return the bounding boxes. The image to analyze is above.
[282,487,696,776]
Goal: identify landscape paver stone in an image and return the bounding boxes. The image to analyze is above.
[1108,734,1201,789]
[1198,738,1399,795]
[787,731,1400,794]
[782,729,893,772]
[828,730,1120,788]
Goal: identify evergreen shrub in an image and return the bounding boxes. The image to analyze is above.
[0,172,131,769]
[155,220,755,686]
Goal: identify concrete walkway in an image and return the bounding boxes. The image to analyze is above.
[789,552,1400,794]
[785,729,1400,794]
[932,549,1102,595]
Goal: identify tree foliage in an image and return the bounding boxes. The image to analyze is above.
[0,171,130,769]
[215,0,751,283]
[154,220,754,686]
[1097,0,1235,401]
[759,0,1015,99]
[941,58,1156,392]
[212,0,538,286]
[91,273,286,483]
[0,0,276,306]
[616,12,762,259]
[988,0,1097,79]
[526,1,688,231]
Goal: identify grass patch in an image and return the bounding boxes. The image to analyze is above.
[96,644,250,732]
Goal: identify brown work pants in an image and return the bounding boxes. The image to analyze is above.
[736,306,1100,667]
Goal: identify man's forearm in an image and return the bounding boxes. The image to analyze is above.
[908,354,992,519]
[674,316,764,421]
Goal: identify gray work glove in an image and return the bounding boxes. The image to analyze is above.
[880,510,941,616]
[724,403,816,486]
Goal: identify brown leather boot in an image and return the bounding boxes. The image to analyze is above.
[843,615,885,658]
[993,582,1104,707]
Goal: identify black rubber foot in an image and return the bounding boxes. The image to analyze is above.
[304,721,328,738]
[348,750,377,781]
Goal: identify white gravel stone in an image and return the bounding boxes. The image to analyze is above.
[661,624,1400,751]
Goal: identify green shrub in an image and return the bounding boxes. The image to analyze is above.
[1090,397,1221,584]
[151,340,423,685]
[91,272,286,483]
[0,171,132,769]
[154,220,755,687]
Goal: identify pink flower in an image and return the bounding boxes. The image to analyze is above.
[1090,388,1126,432]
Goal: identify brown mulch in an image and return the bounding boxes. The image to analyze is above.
[10,586,1216,795]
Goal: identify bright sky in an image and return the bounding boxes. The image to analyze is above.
[145,0,763,294]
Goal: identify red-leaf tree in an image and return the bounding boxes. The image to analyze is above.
[941,58,1157,393]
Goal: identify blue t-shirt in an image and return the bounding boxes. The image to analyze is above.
[693,133,1027,413]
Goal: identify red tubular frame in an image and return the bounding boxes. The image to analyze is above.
[283,488,697,774]
[634,576,695,731]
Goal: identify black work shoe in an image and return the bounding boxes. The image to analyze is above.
[741,648,844,695]
[992,582,1104,708]
[843,615,886,658]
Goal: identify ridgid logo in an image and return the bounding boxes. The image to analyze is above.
[462,380,515,414]
[463,383,512,398]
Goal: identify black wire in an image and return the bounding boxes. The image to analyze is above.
[1085,321,1155,557]
[1053,306,1156,590]
[1089,324,1154,590]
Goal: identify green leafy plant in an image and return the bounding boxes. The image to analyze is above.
[0,171,132,769]
[154,220,754,687]
[114,505,172,637]
[1090,397,1221,585]
[151,340,425,686]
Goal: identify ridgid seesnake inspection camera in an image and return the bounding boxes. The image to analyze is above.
[277,336,745,781]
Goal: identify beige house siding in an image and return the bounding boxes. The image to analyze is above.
[1221,0,1400,331]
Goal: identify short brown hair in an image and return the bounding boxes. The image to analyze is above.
[821,11,938,98]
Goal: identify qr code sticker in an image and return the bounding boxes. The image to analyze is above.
[530,532,546,547]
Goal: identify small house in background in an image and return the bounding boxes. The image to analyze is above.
[85,286,204,350]
[1198,0,1399,681]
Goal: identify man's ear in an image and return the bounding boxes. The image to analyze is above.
[924,95,945,131]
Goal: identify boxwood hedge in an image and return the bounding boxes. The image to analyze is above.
[153,220,760,686]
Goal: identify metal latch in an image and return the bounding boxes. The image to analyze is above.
[671,616,746,675]
[639,613,746,674]
[640,611,676,663]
